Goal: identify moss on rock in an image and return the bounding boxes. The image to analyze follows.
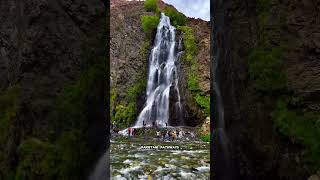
[178,26,210,116]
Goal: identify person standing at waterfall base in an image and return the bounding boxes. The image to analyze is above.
[141,121,146,139]
[176,129,180,138]
[128,128,131,137]
[156,130,161,140]
[162,129,166,141]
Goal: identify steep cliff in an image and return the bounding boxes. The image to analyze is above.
[212,0,320,179]
[110,0,210,128]
[110,0,154,128]
[0,0,107,179]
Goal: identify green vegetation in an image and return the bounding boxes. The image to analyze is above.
[164,7,187,26]
[110,87,117,118]
[0,86,19,179]
[0,86,19,146]
[139,40,150,58]
[248,0,287,92]
[15,138,57,180]
[112,74,146,128]
[113,104,135,128]
[200,134,210,142]
[15,129,90,180]
[272,101,320,170]
[13,64,104,180]
[58,64,104,127]
[0,18,107,179]
[177,26,197,62]
[248,47,286,92]
[144,0,159,13]
[141,15,160,34]
[195,94,210,115]
[178,26,210,116]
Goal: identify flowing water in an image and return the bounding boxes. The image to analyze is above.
[111,129,210,180]
[88,152,108,180]
[212,15,234,178]
[135,13,182,128]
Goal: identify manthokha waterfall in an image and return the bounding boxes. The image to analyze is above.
[134,13,183,128]
[110,9,210,180]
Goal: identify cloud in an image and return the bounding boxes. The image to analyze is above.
[162,0,210,21]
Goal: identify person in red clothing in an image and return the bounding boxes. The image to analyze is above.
[128,127,132,137]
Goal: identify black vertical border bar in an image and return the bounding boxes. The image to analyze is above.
[101,0,110,178]
[106,0,111,178]
[210,0,215,180]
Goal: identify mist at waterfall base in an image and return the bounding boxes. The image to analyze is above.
[133,13,183,128]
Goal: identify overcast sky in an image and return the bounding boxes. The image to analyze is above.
[162,0,210,21]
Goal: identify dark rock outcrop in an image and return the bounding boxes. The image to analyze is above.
[212,0,320,179]
[0,0,107,179]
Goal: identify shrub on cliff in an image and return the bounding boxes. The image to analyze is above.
[144,0,159,12]
[141,15,160,34]
[164,7,186,26]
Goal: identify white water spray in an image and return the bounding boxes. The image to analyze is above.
[134,13,182,128]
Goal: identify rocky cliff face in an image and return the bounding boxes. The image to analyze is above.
[178,20,210,126]
[110,0,154,128]
[212,0,320,179]
[110,0,210,128]
[0,0,106,179]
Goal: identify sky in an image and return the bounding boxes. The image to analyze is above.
[162,0,210,21]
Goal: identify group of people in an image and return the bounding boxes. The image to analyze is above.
[156,129,179,141]
[112,121,181,141]
[128,127,136,137]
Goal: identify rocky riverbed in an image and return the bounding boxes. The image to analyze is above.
[110,127,210,179]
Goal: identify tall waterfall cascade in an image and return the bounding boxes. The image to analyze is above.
[134,13,183,128]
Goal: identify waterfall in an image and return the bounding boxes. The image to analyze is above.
[88,152,108,180]
[134,13,182,128]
